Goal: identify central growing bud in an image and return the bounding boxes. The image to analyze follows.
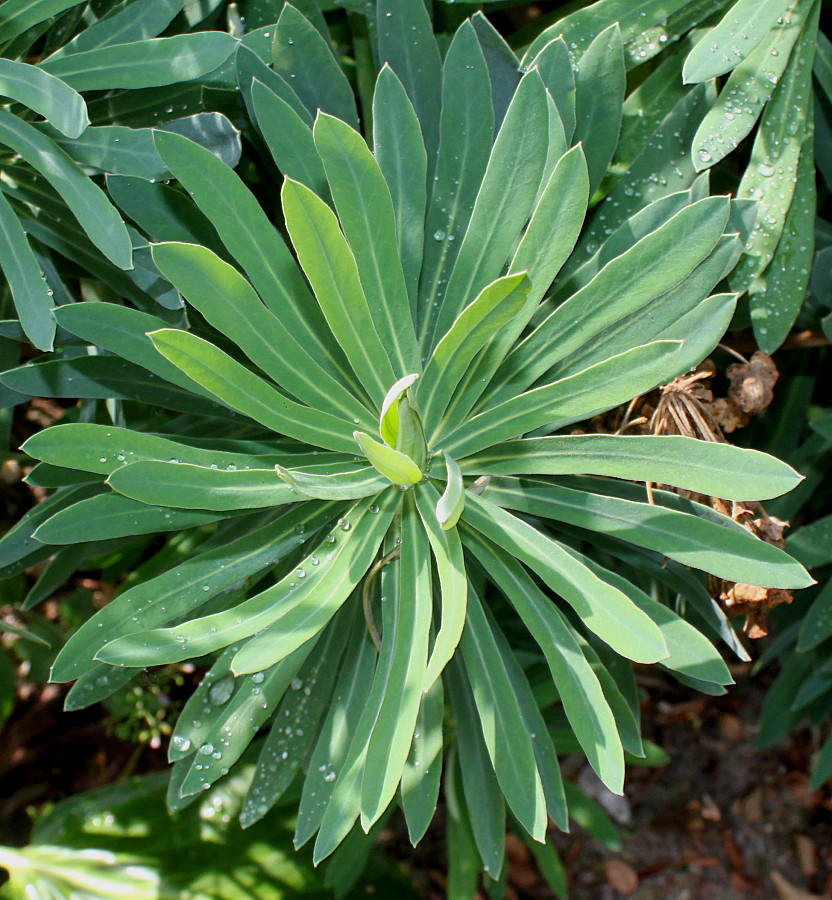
[354,374,427,487]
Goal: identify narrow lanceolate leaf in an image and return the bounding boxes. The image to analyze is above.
[151,242,374,427]
[272,3,358,128]
[492,625,569,830]
[250,78,328,198]
[729,2,818,293]
[462,492,669,664]
[510,145,589,304]
[445,341,684,459]
[434,456,466,532]
[0,355,238,421]
[51,503,337,683]
[354,431,422,486]
[573,82,714,257]
[376,0,443,165]
[281,178,396,407]
[39,123,168,180]
[417,20,493,343]
[521,0,691,66]
[683,0,791,83]
[0,110,131,269]
[275,464,388,500]
[0,192,55,351]
[528,37,576,143]
[148,329,358,454]
[34,492,223,544]
[242,620,346,827]
[441,146,590,432]
[461,434,803,501]
[313,623,398,860]
[53,303,217,402]
[484,476,815,590]
[573,24,626,194]
[0,486,101,579]
[106,174,221,249]
[692,0,811,170]
[415,483,467,689]
[40,113,240,178]
[558,186,703,302]
[463,532,624,794]
[445,661,506,877]
[153,131,357,396]
[237,44,312,126]
[361,493,432,829]
[490,197,729,405]
[96,497,394,668]
[0,0,84,42]
[295,625,377,849]
[39,33,238,90]
[615,45,688,175]
[372,66,427,311]
[460,588,547,840]
[21,423,320,477]
[400,679,444,844]
[44,0,183,59]
[313,113,419,374]
[750,130,815,352]
[419,273,531,440]
[428,70,549,349]
[179,639,319,798]
[0,60,88,138]
[108,462,299,510]
[470,13,521,130]
[569,549,733,685]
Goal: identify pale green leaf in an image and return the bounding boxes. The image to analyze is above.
[354,431,422,486]
[415,482,467,689]
[683,0,791,83]
[461,434,803,501]
[281,177,396,407]
[486,476,815,589]
[148,328,358,454]
[462,492,669,664]
[314,112,420,375]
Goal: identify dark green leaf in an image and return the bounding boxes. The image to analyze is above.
[0,191,56,351]
[372,65,427,311]
[272,3,358,128]
[39,32,238,91]
[0,59,88,137]
[0,110,132,269]
[573,24,625,194]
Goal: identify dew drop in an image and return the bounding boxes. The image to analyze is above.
[208,676,235,706]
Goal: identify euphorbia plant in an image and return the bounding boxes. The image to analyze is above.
[0,0,814,888]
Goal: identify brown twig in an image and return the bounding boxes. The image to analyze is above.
[362,546,401,651]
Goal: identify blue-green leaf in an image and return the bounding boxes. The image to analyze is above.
[0,59,88,137]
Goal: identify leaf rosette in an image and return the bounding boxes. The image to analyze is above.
[3,3,812,878]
